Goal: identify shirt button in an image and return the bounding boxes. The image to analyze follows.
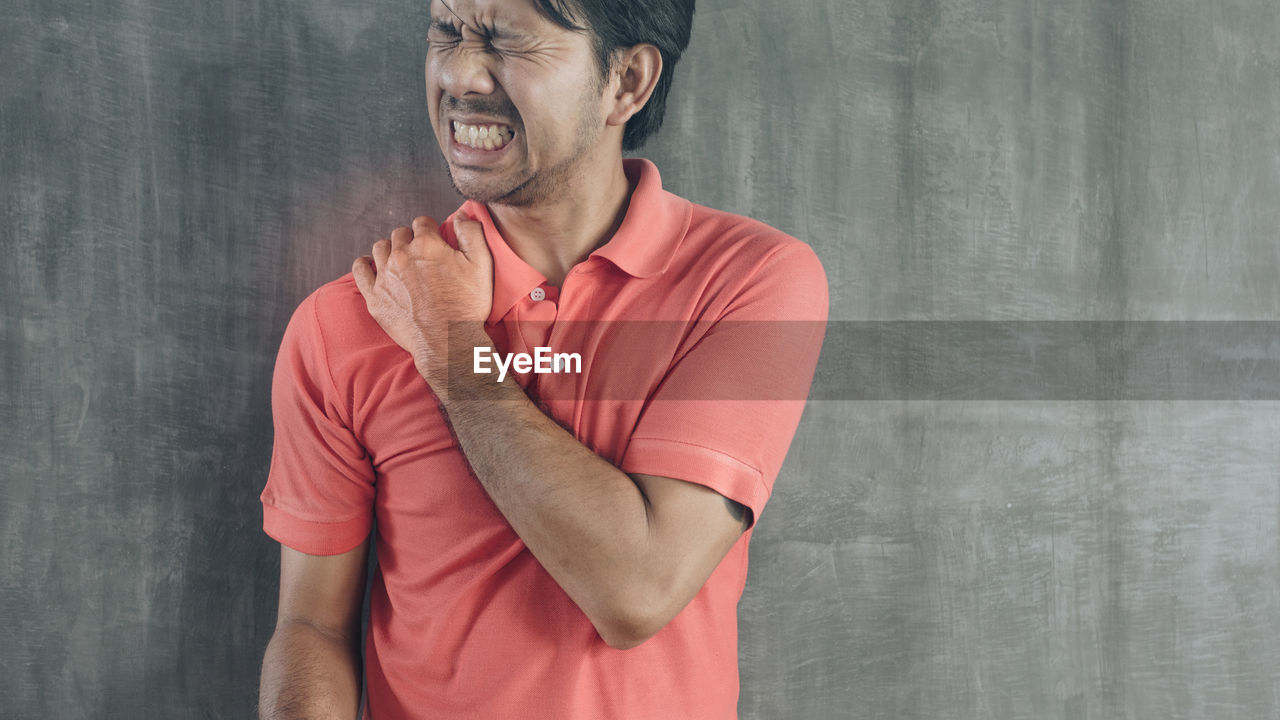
[530,287,546,301]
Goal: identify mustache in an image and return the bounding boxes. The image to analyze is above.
[441,94,520,126]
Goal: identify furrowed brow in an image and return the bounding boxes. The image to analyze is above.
[485,24,532,43]
[434,0,527,42]
[428,18,461,35]
[436,0,485,37]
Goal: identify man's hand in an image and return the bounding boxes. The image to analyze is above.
[352,212,493,385]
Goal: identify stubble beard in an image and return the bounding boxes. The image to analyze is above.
[442,80,605,208]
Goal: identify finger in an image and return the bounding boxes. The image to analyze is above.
[352,256,375,295]
[372,238,391,271]
[390,226,414,251]
[453,212,490,265]
[411,215,439,238]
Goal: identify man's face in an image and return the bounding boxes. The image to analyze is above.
[425,0,611,207]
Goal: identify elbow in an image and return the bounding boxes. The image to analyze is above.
[598,616,664,651]
[593,590,676,650]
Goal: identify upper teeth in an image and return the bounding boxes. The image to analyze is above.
[453,121,514,150]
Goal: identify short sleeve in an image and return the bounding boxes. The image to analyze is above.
[620,242,828,526]
[260,291,375,555]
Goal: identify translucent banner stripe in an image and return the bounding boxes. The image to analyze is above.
[813,321,1280,401]
[442,322,1280,401]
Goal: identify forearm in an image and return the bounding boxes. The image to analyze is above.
[434,330,660,646]
[259,622,361,720]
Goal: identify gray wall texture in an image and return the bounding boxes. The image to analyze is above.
[3,0,1278,718]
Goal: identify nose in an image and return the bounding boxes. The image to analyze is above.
[437,46,497,98]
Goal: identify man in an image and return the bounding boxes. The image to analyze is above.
[258,0,827,717]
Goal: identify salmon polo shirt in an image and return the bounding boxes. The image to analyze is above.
[261,158,828,719]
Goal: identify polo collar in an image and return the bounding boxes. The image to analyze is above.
[588,158,692,279]
[456,158,692,326]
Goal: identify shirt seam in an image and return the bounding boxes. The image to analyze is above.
[263,498,368,527]
[628,435,764,482]
[723,242,792,315]
[307,291,352,427]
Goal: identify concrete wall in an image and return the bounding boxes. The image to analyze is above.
[4,0,1277,717]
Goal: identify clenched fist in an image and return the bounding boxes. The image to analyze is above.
[352,211,494,387]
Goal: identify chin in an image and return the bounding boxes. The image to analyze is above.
[451,181,513,205]
[448,170,536,208]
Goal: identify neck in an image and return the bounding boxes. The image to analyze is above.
[486,155,633,287]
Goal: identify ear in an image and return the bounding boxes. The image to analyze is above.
[605,44,663,128]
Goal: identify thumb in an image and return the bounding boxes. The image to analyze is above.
[453,212,491,266]
[352,255,376,296]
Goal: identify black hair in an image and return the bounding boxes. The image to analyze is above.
[532,0,695,151]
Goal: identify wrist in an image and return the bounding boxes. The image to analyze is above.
[416,324,510,400]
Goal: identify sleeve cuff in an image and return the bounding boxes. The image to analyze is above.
[621,436,768,526]
[262,502,372,556]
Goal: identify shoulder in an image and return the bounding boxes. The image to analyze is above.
[278,273,399,382]
[667,202,827,319]
[307,273,368,323]
[682,202,826,282]
[287,273,387,349]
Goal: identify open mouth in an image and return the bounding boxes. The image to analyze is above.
[451,120,516,151]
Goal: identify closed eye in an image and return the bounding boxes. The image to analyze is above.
[428,16,538,58]
[427,19,462,45]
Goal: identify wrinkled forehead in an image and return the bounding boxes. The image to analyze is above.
[429,0,551,30]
